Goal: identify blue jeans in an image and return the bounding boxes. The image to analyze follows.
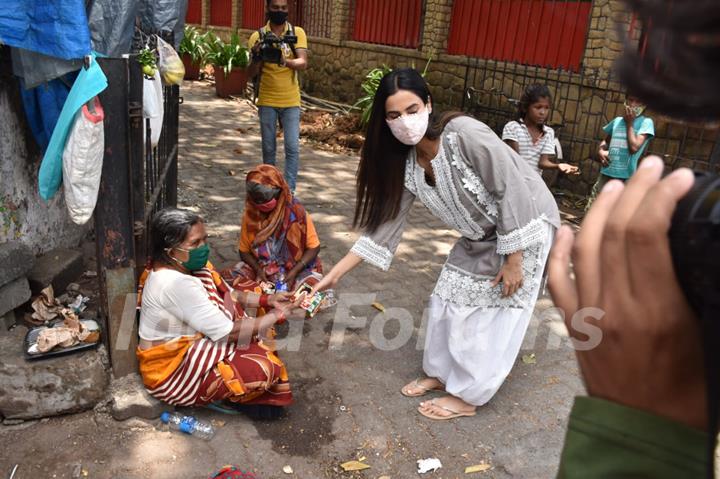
[258,106,300,191]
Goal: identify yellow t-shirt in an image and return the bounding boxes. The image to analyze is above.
[248,23,308,108]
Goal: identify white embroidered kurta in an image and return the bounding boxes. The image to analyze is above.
[351,117,560,405]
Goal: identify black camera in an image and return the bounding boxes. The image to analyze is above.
[669,171,720,469]
[256,31,297,65]
[669,171,720,315]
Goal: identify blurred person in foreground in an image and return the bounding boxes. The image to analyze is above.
[551,0,719,477]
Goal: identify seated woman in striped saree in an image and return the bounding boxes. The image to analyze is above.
[136,208,296,415]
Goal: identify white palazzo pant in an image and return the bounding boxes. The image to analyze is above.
[422,225,554,406]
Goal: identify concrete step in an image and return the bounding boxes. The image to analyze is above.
[27,248,84,296]
[0,241,34,288]
[0,277,31,317]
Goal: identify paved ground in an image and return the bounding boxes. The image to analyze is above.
[0,80,583,479]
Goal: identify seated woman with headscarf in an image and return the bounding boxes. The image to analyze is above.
[228,165,324,292]
[136,207,295,415]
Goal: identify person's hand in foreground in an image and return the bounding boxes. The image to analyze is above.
[548,156,707,431]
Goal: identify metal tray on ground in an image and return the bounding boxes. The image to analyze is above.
[24,319,101,361]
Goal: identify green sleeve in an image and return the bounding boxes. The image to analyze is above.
[557,397,708,479]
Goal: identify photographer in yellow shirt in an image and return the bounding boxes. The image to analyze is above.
[247,0,308,193]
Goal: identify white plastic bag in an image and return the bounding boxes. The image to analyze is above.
[157,36,185,86]
[143,69,164,147]
[62,97,105,225]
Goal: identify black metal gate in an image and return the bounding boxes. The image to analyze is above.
[94,33,179,377]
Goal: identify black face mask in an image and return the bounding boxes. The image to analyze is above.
[268,10,288,26]
[247,181,281,204]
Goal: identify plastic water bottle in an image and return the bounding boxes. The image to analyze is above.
[275,267,288,292]
[160,412,215,440]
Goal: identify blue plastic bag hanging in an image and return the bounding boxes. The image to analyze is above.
[38,55,108,201]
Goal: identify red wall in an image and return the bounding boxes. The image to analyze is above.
[352,0,423,49]
[448,0,593,72]
[186,0,202,24]
[209,0,233,27]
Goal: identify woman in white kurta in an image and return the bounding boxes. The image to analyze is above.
[314,69,560,420]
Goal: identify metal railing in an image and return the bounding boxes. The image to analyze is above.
[298,0,333,38]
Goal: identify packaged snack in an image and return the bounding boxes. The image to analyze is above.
[291,282,326,318]
[300,290,326,318]
[291,282,313,303]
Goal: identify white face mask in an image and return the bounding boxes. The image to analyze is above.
[386,106,431,146]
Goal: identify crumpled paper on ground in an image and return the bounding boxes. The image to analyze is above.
[31,286,65,323]
[31,286,90,324]
[417,458,443,474]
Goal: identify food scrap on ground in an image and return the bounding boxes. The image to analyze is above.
[35,315,99,353]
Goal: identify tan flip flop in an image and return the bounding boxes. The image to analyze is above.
[417,399,477,420]
[401,378,445,397]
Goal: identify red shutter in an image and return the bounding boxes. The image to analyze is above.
[186,0,202,24]
[448,0,592,72]
[242,0,266,29]
[352,0,423,49]
[209,0,233,27]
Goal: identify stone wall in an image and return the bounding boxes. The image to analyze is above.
[0,48,88,254]
[584,0,634,73]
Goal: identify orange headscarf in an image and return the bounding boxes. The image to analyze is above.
[243,166,309,263]
[244,165,293,246]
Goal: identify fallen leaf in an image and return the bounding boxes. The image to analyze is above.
[282,465,293,474]
[465,463,491,474]
[340,460,370,471]
[371,302,385,312]
[521,353,536,364]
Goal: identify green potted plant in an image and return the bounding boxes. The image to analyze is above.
[354,55,433,128]
[354,65,393,128]
[206,32,250,98]
[179,26,208,80]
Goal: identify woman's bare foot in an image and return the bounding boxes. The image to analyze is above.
[418,395,477,420]
[401,377,445,397]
